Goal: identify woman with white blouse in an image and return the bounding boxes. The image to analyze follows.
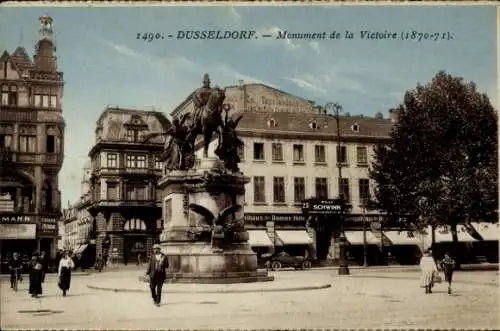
[58,250,75,297]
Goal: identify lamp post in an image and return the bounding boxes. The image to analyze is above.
[362,201,368,267]
[326,102,349,275]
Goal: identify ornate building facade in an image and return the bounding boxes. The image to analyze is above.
[87,107,170,264]
[173,81,422,265]
[0,16,64,259]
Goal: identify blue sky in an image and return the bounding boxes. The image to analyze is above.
[0,4,497,205]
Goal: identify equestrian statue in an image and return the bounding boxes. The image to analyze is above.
[144,73,243,173]
[188,74,226,158]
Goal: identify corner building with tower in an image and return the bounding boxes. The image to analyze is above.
[0,16,64,261]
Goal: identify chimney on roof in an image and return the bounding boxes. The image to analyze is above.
[389,108,401,123]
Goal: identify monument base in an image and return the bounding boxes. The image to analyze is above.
[160,242,273,283]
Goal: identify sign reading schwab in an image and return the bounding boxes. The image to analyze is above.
[302,199,344,215]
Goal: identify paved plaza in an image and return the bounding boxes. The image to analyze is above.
[1,268,498,330]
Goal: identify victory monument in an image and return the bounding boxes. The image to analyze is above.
[148,74,273,283]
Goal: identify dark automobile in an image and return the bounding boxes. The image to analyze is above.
[264,252,312,271]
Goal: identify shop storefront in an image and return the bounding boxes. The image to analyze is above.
[0,223,37,272]
[244,213,314,260]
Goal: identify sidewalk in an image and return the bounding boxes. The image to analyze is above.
[0,271,91,280]
[86,270,332,294]
[2,262,496,279]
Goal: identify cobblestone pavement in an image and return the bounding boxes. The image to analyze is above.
[1,269,498,330]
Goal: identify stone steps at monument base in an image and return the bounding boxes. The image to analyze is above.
[139,270,274,284]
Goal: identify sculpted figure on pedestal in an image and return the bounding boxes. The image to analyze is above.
[215,110,244,173]
[187,203,242,247]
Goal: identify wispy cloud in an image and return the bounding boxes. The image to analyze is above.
[282,75,327,96]
[256,26,300,51]
[228,7,241,21]
[99,38,202,73]
[309,41,320,55]
[215,63,276,87]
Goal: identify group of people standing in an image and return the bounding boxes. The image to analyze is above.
[420,250,456,295]
[9,250,75,298]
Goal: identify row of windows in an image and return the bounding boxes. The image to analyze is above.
[105,153,163,170]
[252,176,371,204]
[245,143,368,165]
[0,85,59,108]
[106,183,149,201]
[0,134,59,153]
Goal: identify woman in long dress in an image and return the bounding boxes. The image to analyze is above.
[58,250,75,297]
[420,249,438,294]
[29,255,43,298]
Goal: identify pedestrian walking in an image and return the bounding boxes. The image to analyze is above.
[39,251,48,283]
[9,252,22,290]
[28,255,43,298]
[58,250,75,297]
[420,249,438,294]
[440,252,456,295]
[145,244,169,307]
[137,252,143,266]
[103,250,109,268]
[95,253,104,272]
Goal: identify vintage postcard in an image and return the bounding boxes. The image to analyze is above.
[0,2,498,330]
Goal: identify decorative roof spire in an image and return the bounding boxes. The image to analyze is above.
[39,15,54,42]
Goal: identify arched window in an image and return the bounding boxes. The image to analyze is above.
[123,218,147,231]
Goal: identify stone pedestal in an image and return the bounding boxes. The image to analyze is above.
[157,158,272,283]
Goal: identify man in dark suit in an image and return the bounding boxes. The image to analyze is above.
[145,244,169,306]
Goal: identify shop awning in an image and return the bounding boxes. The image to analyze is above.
[344,231,378,245]
[383,231,420,246]
[247,230,273,247]
[0,223,36,240]
[275,230,313,245]
[434,225,477,243]
[471,222,499,241]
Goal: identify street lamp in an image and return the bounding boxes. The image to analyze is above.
[326,102,349,275]
[361,201,368,267]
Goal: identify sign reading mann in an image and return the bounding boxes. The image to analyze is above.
[302,199,345,215]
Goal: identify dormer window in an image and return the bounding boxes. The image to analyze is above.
[309,121,318,130]
[351,122,359,132]
[126,128,144,142]
[267,119,277,128]
[124,114,149,142]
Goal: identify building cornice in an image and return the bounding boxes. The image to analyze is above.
[88,141,164,157]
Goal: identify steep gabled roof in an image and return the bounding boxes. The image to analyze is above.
[11,47,33,71]
[0,51,10,61]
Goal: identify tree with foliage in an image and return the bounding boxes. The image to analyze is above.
[370,71,498,258]
[374,111,384,119]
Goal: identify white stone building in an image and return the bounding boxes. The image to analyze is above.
[169,80,420,265]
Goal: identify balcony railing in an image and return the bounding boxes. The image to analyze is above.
[94,167,160,176]
[89,199,160,208]
[10,152,63,165]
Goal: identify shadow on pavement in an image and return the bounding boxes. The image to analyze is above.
[39,293,86,298]
[349,274,498,287]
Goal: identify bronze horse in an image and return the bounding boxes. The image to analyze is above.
[189,87,226,158]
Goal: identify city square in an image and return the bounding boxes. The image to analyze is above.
[1,268,498,330]
[0,4,498,331]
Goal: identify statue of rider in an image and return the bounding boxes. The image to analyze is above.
[191,73,213,125]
